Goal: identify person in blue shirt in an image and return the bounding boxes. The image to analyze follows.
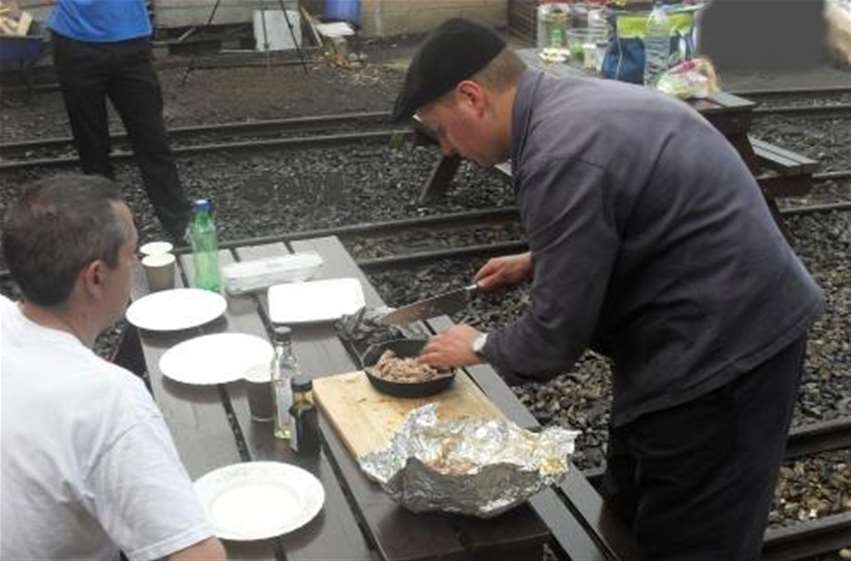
[48,0,191,243]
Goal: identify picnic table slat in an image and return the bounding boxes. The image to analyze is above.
[240,241,493,561]
[226,243,375,561]
[287,238,475,561]
[132,256,282,560]
[130,260,242,481]
[291,236,549,561]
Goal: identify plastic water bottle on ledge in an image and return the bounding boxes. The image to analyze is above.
[190,199,221,292]
[644,1,671,87]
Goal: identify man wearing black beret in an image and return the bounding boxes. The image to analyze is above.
[408,17,824,561]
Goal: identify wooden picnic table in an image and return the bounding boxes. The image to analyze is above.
[414,48,818,237]
[120,236,642,561]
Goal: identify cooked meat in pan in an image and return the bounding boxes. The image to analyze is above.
[369,350,451,383]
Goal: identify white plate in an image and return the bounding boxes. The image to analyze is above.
[126,288,227,331]
[159,333,273,385]
[268,278,365,324]
[194,462,325,541]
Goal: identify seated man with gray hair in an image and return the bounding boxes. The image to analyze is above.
[0,174,226,561]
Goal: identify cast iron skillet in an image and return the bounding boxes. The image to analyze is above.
[361,339,456,398]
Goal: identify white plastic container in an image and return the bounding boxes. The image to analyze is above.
[222,252,323,295]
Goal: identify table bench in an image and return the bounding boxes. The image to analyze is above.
[413,49,818,238]
[121,236,640,561]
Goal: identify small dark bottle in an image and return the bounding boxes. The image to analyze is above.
[289,376,320,456]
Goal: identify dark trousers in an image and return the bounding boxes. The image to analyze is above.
[603,336,807,561]
[51,32,190,235]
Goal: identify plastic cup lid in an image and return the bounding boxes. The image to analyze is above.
[140,241,174,256]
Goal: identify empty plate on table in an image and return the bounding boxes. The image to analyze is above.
[159,333,273,385]
[126,288,227,331]
[268,278,365,324]
[194,461,325,541]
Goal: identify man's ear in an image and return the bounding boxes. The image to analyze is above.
[80,260,106,299]
[455,80,487,116]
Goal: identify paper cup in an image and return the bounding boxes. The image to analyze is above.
[244,364,274,422]
[142,253,176,292]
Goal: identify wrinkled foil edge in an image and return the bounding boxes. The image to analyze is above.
[359,404,580,518]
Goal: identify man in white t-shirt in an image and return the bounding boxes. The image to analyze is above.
[0,174,226,561]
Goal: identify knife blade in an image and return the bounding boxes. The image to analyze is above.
[380,284,478,326]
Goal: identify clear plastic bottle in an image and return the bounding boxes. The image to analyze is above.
[270,326,300,440]
[643,1,671,87]
[189,199,221,292]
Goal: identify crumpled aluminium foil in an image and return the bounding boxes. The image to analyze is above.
[359,404,580,518]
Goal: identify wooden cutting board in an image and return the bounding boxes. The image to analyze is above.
[313,371,503,458]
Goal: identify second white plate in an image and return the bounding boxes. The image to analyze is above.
[159,333,274,385]
[194,461,325,541]
[268,278,365,324]
[126,288,227,331]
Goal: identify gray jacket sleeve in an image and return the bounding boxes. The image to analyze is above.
[483,156,620,383]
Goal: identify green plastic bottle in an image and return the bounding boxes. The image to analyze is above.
[190,199,221,292]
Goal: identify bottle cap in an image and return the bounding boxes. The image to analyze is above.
[192,199,212,213]
[292,376,313,392]
[273,325,292,341]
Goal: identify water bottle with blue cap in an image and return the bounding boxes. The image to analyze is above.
[190,199,221,292]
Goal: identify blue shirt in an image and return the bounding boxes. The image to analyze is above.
[48,0,151,43]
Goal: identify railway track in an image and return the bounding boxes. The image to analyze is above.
[732,86,851,98]
[0,112,401,171]
[0,199,848,282]
[754,103,851,119]
[2,103,850,173]
[0,111,392,155]
[727,86,851,119]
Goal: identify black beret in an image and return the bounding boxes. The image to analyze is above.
[392,18,506,122]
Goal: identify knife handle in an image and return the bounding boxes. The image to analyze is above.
[465,283,479,295]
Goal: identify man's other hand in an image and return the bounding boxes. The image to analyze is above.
[474,252,532,292]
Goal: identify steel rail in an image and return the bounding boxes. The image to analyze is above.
[785,416,851,459]
[762,511,851,561]
[356,240,530,271]
[0,207,521,281]
[753,103,851,118]
[2,195,849,281]
[732,86,851,98]
[781,201,851,216]
[814,170,851,181]
[0,130,412,172]
[0,111,393,155]
[213,207,520,250]
[354,198,851,271]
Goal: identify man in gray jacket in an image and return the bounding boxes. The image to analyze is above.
[403,18,824,561]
